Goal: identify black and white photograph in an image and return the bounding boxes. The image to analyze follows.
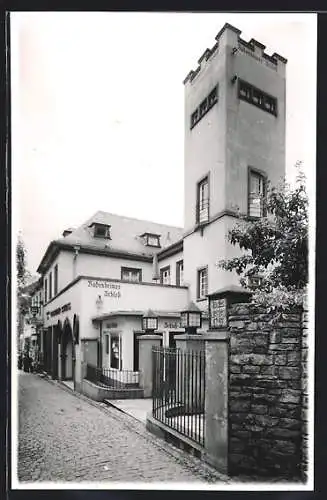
[10,11,316,490]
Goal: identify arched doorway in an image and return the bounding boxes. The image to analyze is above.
[61,318,75,381]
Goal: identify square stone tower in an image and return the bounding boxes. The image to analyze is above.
[182,23,287,308]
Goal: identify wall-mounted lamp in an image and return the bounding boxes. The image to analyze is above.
[231,47,239,55]
[96,295,103,309]
[231,74,238,84]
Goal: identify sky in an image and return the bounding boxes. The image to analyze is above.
[10,12,317,275]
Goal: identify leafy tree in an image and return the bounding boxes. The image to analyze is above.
[16,233,32,340]
[218,163,308,307]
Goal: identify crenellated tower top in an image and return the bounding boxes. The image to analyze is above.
[183,22,287,85]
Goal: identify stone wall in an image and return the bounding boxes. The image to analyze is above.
[301,293,309,481]
[228,303,305,479]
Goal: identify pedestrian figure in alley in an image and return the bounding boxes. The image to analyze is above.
[23,354,32,373]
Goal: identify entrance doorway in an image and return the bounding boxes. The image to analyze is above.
[61,319,75,381]
[133,332,140,372]
[52,325,59,379]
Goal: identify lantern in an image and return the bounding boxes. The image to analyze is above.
[142,309,158,333]
[180,301,202,334]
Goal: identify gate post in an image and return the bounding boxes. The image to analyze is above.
[203,331,229,474]
[137,333,162,397]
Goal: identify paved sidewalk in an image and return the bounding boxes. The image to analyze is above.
[18,372,229,484]
[104,398,152,424]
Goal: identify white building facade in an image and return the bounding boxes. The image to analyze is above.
[34,23,286,392]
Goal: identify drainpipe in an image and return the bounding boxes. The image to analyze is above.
[73,245,80,280]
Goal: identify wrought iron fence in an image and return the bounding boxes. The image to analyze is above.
[86,363,139,389]
[152,347,205,447]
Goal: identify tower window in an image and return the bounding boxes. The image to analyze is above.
[238,79,277,116]
[196,175,209,224]
[248,170,267,218]
[197,267,208,300]
[190,84,218,129]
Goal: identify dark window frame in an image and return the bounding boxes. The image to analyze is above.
[142,233,161,248]
[190,84,218,130]
[176,259,184,287]
[248,275,264,289]
[248,167,268,218]
[44,279,48,304]
[93,223,111,239]
[49,272,52,300]
[196,173,210,225]
[197,266,208,300]
[54,264,58,296]
[121,266,143,282]
[238,78,278,117]
[160,265,171,285]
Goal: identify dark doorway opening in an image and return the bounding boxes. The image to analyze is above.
[133,332,140,371]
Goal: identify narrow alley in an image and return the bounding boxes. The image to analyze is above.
[17,372,225,484]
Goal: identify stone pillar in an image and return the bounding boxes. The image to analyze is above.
[137,332,162,398]
[202,332,229,474]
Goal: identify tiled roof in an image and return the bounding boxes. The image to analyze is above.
[59,210,183,256]
[37,211,184,273]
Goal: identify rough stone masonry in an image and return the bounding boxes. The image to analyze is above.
[228,303,307,479]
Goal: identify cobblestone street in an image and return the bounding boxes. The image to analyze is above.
[17,372,227,484]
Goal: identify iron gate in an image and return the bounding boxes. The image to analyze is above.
[152,346,205,447]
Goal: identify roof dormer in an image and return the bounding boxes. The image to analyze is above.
[89,222,111,239]
[140,232,161,248]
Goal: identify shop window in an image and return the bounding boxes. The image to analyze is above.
[121,267,142,282]
[160,266,171,285]
[110,335,122,370]
[248,169,267,218]
[176,260,184,286]
[54,264,58,296]
[49,273,52,300]
[196,175,209,224]
[197,267,208,300]
[238,79,277,116]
